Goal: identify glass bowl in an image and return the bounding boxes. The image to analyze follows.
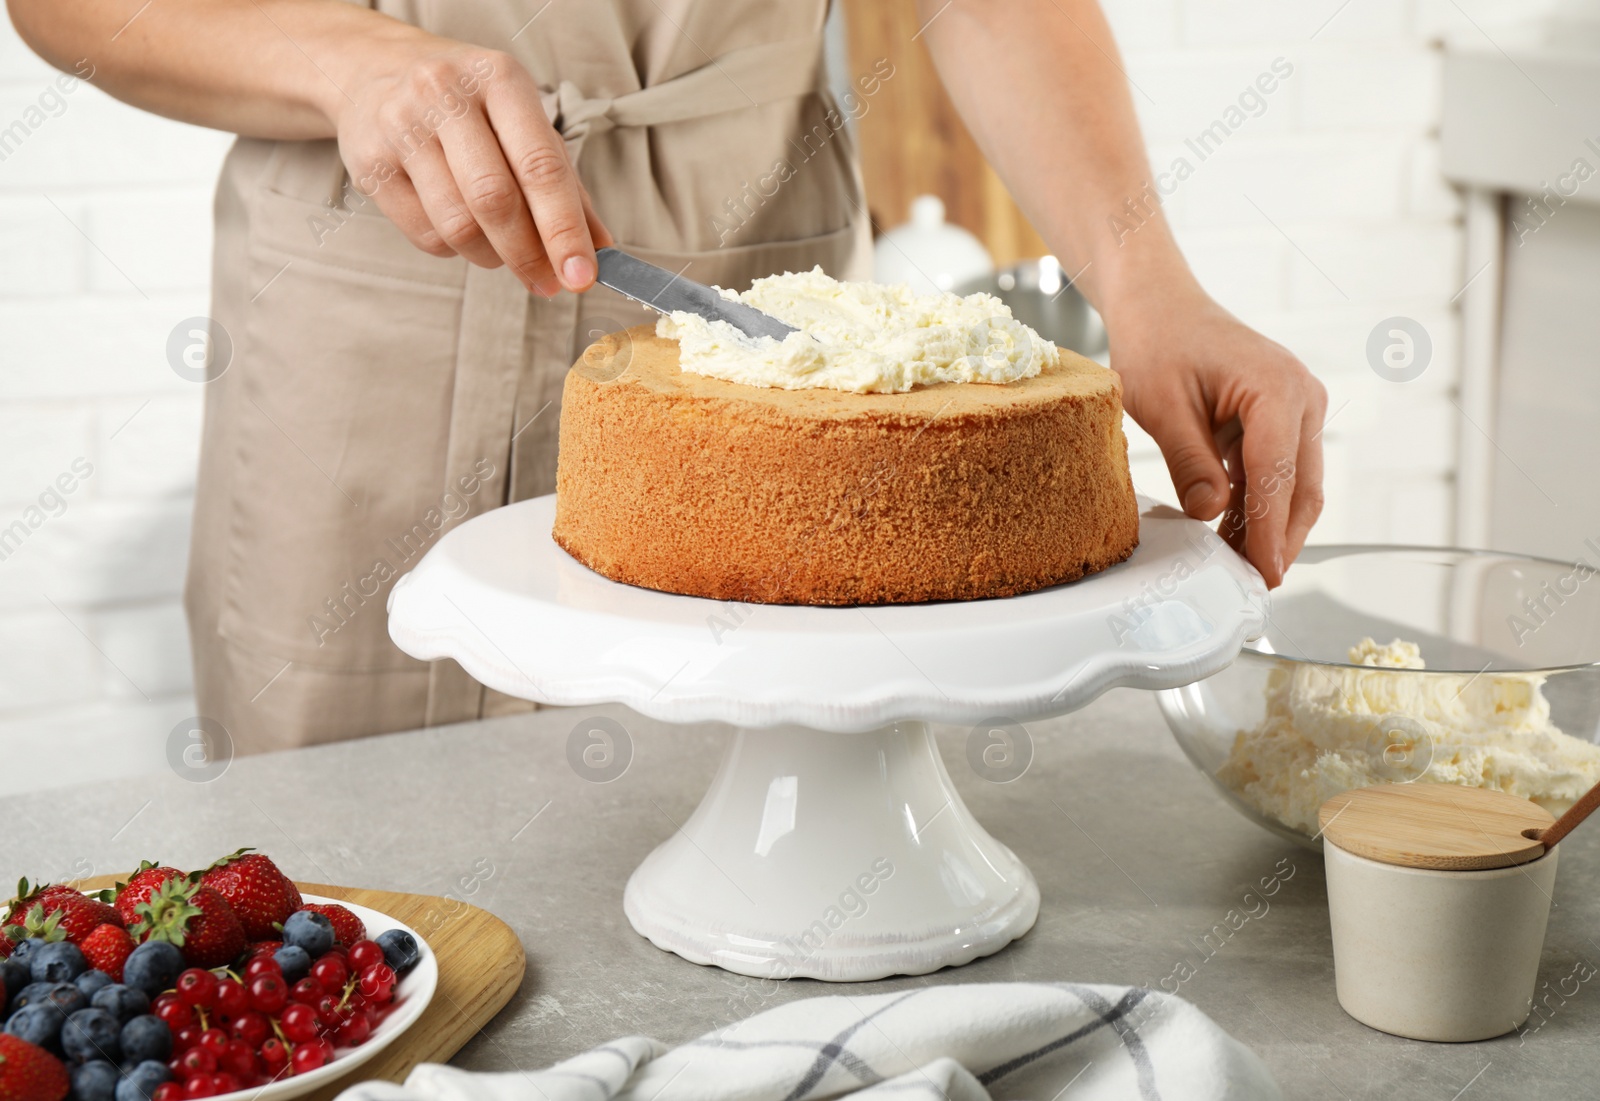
[1158,545,1600,848]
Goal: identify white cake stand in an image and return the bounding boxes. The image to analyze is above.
[387,495,1266,981]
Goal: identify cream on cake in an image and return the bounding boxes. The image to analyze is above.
[554,271,1139,606]
[1217,637,1600,835]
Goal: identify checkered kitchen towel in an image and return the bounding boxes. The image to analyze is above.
[337,982,1281,1101]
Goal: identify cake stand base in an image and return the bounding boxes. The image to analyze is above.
[623,721,1039,982]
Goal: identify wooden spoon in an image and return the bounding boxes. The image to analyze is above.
[1527,775,1600,850]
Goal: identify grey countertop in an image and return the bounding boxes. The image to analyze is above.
[5,688,1595,1098]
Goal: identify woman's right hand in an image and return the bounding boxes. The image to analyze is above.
[334,34,612,295]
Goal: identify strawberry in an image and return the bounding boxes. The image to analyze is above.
[0,937,9,959]
[1,880,77,929]
[133,879,246,969]
[3,892,121,948]
[80,923,135,982]
[113,862,187,926]
[0,1035,69,1101]
[198,850,302,942]
[302,903,365,947]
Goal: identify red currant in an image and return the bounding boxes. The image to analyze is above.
[310,955,348,994]
[246,973,288,1016]
[222,1038,256,1080]
[153,992,195,1029]
[197,1028,229,1060]
[357,964,397,1005]
[335,1011,371,1047]
[312,994,342,1027]
[280,1003,320,1044]
[227,1011,269,1048]
[290,1040,331,1074]
[173,1024,203,1052]
[175,968,218,1009]
[242,957,280,981]
[182,1075,215,1100]
[346,941,384,974]
[152,1084,184,1101]
[177,1047,217,1077]
[209,1074,237,1095]
[259,1038,290,1079]
[290,977,323,1005]
[214,977,248,1019]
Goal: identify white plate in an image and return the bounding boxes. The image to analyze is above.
[387,494,1268,732]
[211,894,437,1101]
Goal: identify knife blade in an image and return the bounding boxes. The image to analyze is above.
[594,247,799,342]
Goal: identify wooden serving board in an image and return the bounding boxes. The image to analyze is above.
[77,876,525,1100]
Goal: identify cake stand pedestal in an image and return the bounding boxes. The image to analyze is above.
[388,495,1266,981]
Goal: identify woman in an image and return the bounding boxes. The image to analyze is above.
[9,0,1325,753]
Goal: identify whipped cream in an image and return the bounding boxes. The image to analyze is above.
[656,267,1057,394]
[1217,637,1600,835]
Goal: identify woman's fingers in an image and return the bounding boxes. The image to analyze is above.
[434,106,557,292]
[400,138,506,271]
[1237,391,1305,587]
[484,74,600,291]
[1284,393,1328,565]
[1151,380,1230,522]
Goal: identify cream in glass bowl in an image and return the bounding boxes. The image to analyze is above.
[1158,546,1600,848]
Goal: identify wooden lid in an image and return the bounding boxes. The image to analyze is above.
[1318,783,1556,870]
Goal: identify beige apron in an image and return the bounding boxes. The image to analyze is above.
[185,0,872,754]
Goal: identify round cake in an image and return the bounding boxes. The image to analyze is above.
[552,326,1139,606]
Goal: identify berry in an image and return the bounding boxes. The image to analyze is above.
[0,1034,69,1101]
[61,1008,121,1064]
[170,1025,201,1053]
[357,964,396,1006]
[173,971,217,1010]
[28,942,86,986]
[301,905,364,948]
[309,955,347,995]
[289,1039,331,1074]
[257,1038,288,1079]
[131,883,245,971]
[244,975,285,1017]
[287,978,320,1007]
[208,1074,237,1095]
[80,926,136,984]
[194,1029,227,1062]
[311,995,341,1028]
[121,943,184,999]
[115,1060,171,1101]
[73,970,113,999]
[6,894,122,950]
[90,984,148,1023]
[179,1075,212,1099]
[240,958,278,982]
[175,1047,214,1077]
[225,1012,267,1049]
[120,1015,172,1065]
[334,1010,370,1047]
[0,939,8,961]
[279,913,334,959]
[151,995,192,1032]
[2,1004,62,1050]
[112,867,186,929]
[196,853,301,944]
[219,1039,254,1081]
[279,1004,319,1044]
[345,941,383,975]
[7,942,45,972]
[246,942,281,960]
[273,946,310,984]
[70,1059,120,1101]
[374,930,420,977]
[12,982,83,1017]
[150,1085,182,1101]
[0,960,28,1004]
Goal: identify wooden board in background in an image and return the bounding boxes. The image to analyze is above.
[77,876,525,1100]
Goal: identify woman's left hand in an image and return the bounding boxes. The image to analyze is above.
[1109,287,1328,589]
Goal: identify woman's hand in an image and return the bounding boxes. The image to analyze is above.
[333,34,612,295]
[1110,287,1327,589]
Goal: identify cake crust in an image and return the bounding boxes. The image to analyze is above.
[553,326,1139,605]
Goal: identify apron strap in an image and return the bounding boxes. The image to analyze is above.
[541,33,827,161]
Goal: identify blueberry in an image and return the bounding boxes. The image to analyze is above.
[280,911,335,958]
[0,958,29,999]
[61,1007,121,1064]
[30,941,87,985]
[114,1060,170,1101]
[70,1059,120,1101]
[11,982,55,1010]
[74,970,113,998]
[120,942,183,998]
[4,1002,63,1049]
[118,1015,171,1065]
[10,939,46,967]
[90,985,148,1023]
[273,944,311,984]
[15,982,85,1019]
[375,929,421,976]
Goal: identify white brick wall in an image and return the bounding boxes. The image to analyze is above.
[0,2,1470,791]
